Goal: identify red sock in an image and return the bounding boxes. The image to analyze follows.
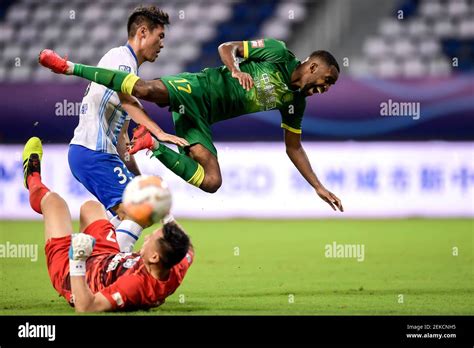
[27,173,50,214]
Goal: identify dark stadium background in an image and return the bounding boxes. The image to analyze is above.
[0,0,473,144]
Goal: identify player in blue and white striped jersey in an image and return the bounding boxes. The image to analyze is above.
[68,6,188,252]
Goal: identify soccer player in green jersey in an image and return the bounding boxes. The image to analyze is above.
[39,38,343,212]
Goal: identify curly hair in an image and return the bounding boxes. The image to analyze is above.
[310,50,340,73]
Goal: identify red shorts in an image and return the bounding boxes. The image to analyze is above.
[45,219,119,303]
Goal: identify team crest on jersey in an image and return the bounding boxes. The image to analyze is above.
[251,39,265,48]
[118,65,131,73]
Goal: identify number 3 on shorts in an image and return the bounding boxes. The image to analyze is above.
[114,166,132,184]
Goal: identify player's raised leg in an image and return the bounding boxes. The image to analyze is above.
[38,50,168,105]
[84,200,142,253]
[128,125,222,193]
[23,137,73,241]
[187,144,222,193]
[79,201,108,232]
[68,144,145,252]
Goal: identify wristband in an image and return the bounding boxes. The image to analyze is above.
[69,259,86,277]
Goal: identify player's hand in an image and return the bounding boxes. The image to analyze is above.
[232,71,254,91]
[69,233,95,261]
[155,132,190,148]
[315,187,344,212]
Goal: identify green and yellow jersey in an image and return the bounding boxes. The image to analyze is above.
[159,38,305,156]
[203,38,305,133]
[161,38,305,134]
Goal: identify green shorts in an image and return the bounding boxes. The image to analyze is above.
[160,72,217,157]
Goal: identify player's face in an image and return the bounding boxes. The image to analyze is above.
[142,25,165,62]
[140,228,163,263]
[301,60,338,97]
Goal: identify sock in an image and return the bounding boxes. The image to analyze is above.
[27,173,50,214]
[109,214,122,229]
[72,64,140,95]
[65,61,74,74]
[115,219,143,253]
[152,144,205,188]
[162,213,175,224]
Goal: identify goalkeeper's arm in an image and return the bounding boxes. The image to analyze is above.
[69,233,112,313]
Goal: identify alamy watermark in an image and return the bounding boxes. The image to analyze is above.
[380,99,421,120]
[0,242,38,262]
[18,322,55,341]
[325,241,365,262]
[55,99,86,116]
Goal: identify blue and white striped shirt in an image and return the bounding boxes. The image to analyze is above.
[70,45,140,155]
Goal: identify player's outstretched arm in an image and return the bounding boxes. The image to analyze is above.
[69,234,113,312]
[284,129,344,212]
[70,276,112,313]
[118,94,189,148]
[118,119,141,176]
[218,41,254,91]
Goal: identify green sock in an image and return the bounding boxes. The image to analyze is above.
[152,144,205,188]
[72,64,134,93]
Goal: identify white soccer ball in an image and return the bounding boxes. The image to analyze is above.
[122,175,172,226]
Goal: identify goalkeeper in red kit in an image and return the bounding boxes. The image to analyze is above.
[22,136,193,312]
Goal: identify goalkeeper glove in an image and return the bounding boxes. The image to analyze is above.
[69,233,95,277]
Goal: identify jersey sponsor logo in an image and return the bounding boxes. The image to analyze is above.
[106,252,132,272]
[112,292,124,306]
[119,65,132,73]
[123,256,140,269]
[251,39,265,48]
[255,73,277,110]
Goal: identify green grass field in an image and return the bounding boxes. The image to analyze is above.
[0,219,472,315]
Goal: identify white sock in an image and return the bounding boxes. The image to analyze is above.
[109,214,122,229]
[66,61,75,75]
[152,137,160,150]
[115,220,143,253]
[162,213,175,224]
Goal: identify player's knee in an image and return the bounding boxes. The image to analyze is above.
[43,191,60,204]
[201,176,222,193]
[80,200,102,216]
[79,200,104,229]
[41,192,64,210]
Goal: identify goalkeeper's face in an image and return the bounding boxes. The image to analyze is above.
[141,25,165,63]
[139,228,163,264]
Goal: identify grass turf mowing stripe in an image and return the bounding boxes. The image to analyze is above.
[0,219,472,315]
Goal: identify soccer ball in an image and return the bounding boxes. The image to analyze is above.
[122,175,172,226]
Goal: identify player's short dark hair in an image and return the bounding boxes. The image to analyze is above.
[157,222,190,269]
[310,50,340,73]
[127,5,170,37]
